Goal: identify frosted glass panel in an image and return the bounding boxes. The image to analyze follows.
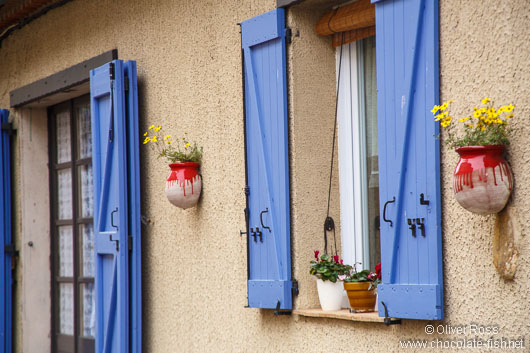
[58,226,73,277]
[59,283,74,335]
[56,111,71,163]
[79,224,94,277]
[57,169,73,220]
[80,283,96,337]
[77,105,92,158]
[79,164,94,218]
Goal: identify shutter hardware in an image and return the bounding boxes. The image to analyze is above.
[4,244,18,271]
[273,280,299,316]
[1,122,16,136]
[380,301,401,326]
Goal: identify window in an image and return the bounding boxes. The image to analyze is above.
[49,95,95,353]
[337,36,380,271]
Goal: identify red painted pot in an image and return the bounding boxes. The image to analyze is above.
[453,145,513,215]
[165,162,202,209]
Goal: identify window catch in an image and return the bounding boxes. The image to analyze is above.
[381,301,401,326]
[420,193,430,205]
[285,27,292,44]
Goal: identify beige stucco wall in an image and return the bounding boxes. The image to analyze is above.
[0,0,528,352]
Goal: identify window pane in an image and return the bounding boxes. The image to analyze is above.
[79,224,94,277]
[58,226,74,277]
[77,104,92,159]
[362,36,381,270]
[57,169,73,220]
[56,111,71,163]
[79,283,96,337]
[59,283,74,335]
[79,164,94,218]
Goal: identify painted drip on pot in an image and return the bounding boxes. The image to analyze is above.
[166,175,201,196]
[454,162,512,194]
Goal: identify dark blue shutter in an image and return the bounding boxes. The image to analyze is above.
[241,9,293,310]
[0,109,12,353]
[90,60,142,353]
[374,0,443,320]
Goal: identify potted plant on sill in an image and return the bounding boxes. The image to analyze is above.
[343,262,381,313]
[309,251,351,311]
[143,125,203,209]
[432,98,515,215]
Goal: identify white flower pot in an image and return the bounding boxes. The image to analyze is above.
[316,278,344,311]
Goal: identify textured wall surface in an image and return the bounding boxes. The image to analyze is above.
[0,0,528,352]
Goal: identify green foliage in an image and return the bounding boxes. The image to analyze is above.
[432,98,514,150]
[143,125,203,164]
[309,253,351,283]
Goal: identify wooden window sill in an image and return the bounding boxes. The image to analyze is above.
[293,308,387,323]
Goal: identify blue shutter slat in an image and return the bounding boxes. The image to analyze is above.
[91,59,141,352]
[242,9,292,310]
[375,0,443,320]
[1,109,12,353]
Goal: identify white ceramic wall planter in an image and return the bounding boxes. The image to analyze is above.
[316,278,344,311]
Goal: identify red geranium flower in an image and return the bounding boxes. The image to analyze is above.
[375,262,381,279]
[314,250,320,261]
[333,255,339,263]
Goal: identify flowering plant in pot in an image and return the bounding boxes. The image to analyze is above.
[143,125,203,209]
[343,262,381,312]
[432,98,515,214]
[309,251,351,311]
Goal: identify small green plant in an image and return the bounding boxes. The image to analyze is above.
[143,125,203,163]
[431,98,515,149]
[309,251,351,283]
[344,262,381,290]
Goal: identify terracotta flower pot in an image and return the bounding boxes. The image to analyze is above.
[165,162,202,209]
[343,282,376,312]
[453,145,513,215]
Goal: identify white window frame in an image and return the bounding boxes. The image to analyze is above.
[337,40,373,271]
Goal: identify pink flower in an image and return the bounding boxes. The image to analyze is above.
[333,255,339,263]
[340,259,343,264]
[338,274,346,281]
[368,272,376,280]
[314,250,320,261]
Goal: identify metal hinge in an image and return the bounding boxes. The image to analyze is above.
[109,62,115,80]
[1,122,16,136]
[128,235,133,252]
[381,301,402,326]
[285,28,292,44]
[292,279,299,297]
[244,186,250,196]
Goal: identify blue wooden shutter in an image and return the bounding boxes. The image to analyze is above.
[0,109,12,353]
[374,0,443,320]
[241,9,293,310]
[90,60,142,353]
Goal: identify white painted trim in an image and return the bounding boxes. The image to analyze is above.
[337,41,372,271]
[18,108,52,353]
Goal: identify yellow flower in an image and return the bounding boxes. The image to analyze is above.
[434,112,448,121]
[166,140,172,145]
[439,103,448,111]
[481,97,490,105]
[164,135,171,140]
[143,137,150,144]
[152,136,158,142]
[185,143,190,148]
[154,125,162,132]
[148,125,155,130]
[431,105,440,114]
[143,132,148,136]
[459,117,470,122]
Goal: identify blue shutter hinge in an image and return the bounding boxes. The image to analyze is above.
[1,122,16,136]
[109,62,115,80]
[285,27,292,44]
[381,301,401,326]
